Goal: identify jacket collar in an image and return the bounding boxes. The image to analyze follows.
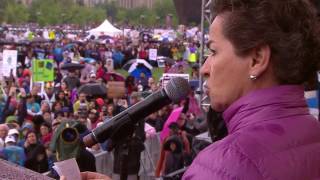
[222,85,310,134]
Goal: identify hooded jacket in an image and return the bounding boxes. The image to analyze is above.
[183,85,320,180]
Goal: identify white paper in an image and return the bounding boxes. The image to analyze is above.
[2,50,17,77]
[53,158,81,180]
[149,49,157,61]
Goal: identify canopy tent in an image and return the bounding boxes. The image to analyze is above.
[87,19,122,37]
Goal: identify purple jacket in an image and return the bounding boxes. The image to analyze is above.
[183,85,320,180]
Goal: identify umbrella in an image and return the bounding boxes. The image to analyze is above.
[122,59,153,73]
[60,63,85,71]
[78,83,107,97]
[130,66,152,79]
[157,56,175,65]
[103,72,125,81]
[82,57,96,64]
[63,43,76,51]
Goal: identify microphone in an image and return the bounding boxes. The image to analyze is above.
[83,77,190,147]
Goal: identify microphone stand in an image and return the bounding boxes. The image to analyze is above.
[119,142,129,180]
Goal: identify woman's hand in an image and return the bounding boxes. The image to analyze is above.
[81,171,111,180]
[60,172,111,180]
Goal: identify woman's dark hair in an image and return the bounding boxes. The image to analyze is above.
[212,0,320,85]
[207,108,228,142]
[25,130,37,140]
[40,122,52,132]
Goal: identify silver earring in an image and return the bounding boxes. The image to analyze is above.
[249,75,257,80]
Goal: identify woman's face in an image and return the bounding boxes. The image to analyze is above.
[201,15,251,112]
[54,103,62,111]
[0,127,7,138]
[41,103,49,111]
[61,82,67,90]
[26,132,37,145]
[40,126,49,136]
[107,105,114,115]
[58,92,65,99]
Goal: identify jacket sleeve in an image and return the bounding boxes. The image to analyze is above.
[17,97,27,125]
[183,144,263,180]
[1,96,12,123]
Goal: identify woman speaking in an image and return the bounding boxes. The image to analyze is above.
[183,0,320,179]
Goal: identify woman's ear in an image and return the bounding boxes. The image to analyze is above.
[249,44,271,78]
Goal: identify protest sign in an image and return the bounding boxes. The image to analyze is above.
[2,50,17,77]
[107,81,126,98]
[32,59,54,82]
[149,49,157,61]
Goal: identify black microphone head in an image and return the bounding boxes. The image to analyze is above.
[164,77,191,103]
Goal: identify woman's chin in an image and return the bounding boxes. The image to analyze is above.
[211,101,226,112]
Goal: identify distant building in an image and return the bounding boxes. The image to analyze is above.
[16,0,156,9]
[79,0,108,7]
[16,0,110,7]
[17,0,33,6]
[117,0,157,9]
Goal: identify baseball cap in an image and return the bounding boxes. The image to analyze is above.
[5,135,16,143]
[90,73,96,78]
[8,128,19,136]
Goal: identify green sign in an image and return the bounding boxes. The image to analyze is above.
[32,59,54,82]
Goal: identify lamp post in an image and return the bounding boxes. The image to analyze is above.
[140,14,145,28]
[36,11,42,24]
[156,16,160,28]
[61,13,66,24]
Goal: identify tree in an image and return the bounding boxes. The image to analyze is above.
[3,2,29,24]
[154,0,178,25]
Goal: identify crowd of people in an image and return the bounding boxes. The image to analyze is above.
[0,24,208,179]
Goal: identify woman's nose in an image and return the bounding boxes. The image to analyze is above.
[200,58,210,78]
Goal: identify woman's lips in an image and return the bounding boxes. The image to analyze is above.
[203,81,209,95]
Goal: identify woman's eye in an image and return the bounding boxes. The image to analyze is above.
[209,49,216,56]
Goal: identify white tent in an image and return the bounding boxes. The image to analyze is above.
[88,19,122,37]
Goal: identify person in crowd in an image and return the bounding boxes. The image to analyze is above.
[88,72,97,83]
[0,124,9,149]
[96,61,108,80]
[73,92,88,114]
[62,71,80,91]
[24,130,49,173]
[55,90,71,109]
[59,81,71,99]
[156,122,186,179]
[26,94,41,117]
[135,72,148,91]
[1,135,25,166]
[29,86,43,105]
[42,111,53,124]
[18,122,34,147]
[42,83,56,108]
[103,104,115,122]
[183,0,320,179]
[87,109,101,130]
[39,122,52,147]
[112,46,124,69]
[156,122,190,178]
[145,112,163,132]
[7,128,20,142]
[125,76,138,96]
